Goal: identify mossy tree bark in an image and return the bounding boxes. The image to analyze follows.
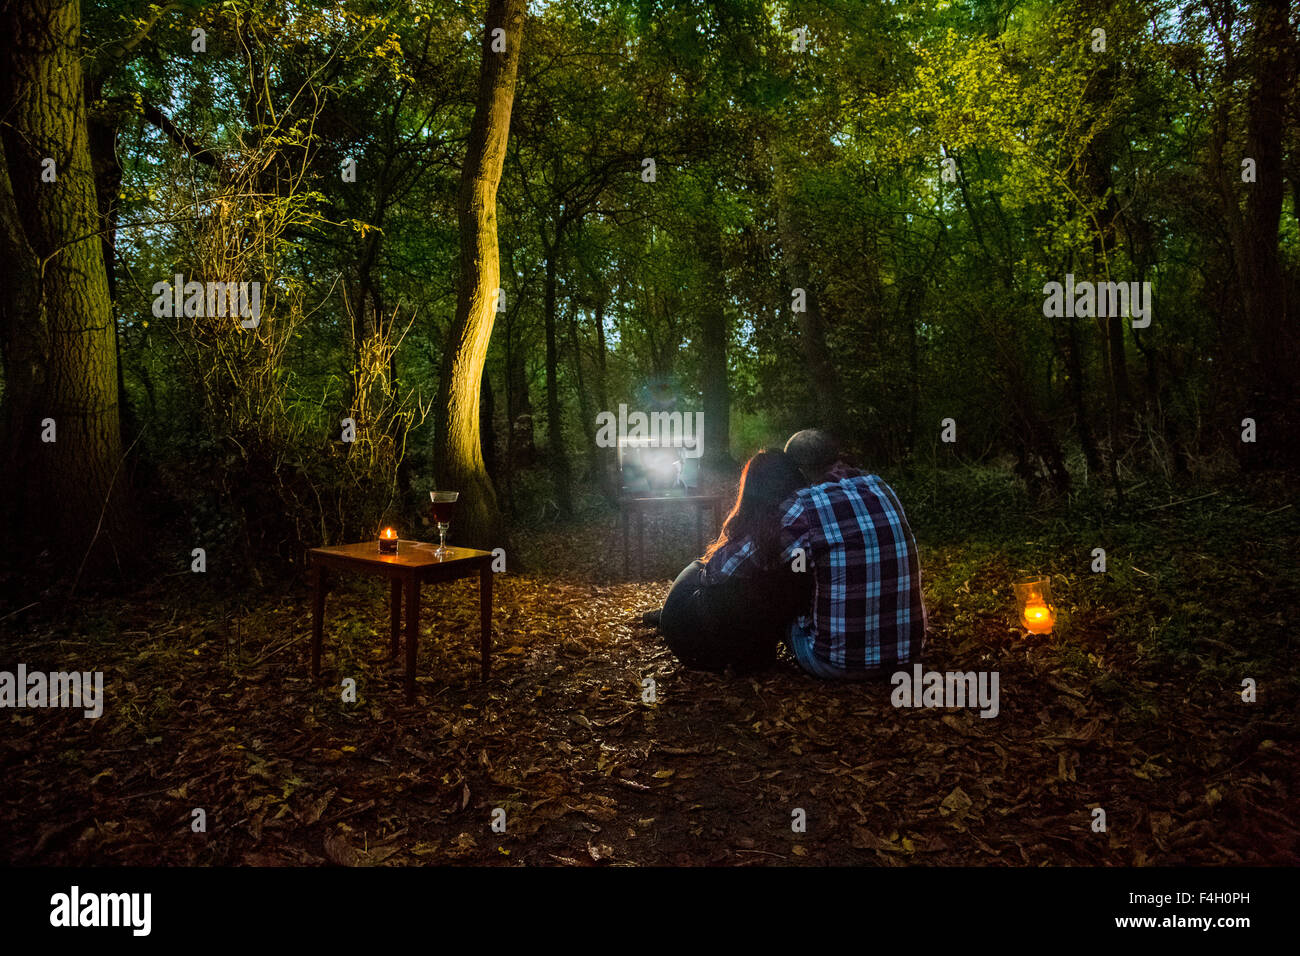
[434,0,525,547]
[0,0,134,577]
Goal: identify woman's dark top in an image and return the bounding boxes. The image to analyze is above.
[659,538,812,673]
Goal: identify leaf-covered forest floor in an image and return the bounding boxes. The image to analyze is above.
[3,469,1299,866]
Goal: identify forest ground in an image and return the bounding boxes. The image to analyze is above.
[3,467,1298,866]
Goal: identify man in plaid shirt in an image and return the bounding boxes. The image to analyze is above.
[713,430,926,678]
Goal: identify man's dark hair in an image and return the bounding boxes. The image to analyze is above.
[784,429,839,474]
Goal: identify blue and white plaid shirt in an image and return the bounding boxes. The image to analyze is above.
[708,464,926,672]
[703,536,759,581]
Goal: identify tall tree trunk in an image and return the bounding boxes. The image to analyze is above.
[502,313,529,517]
[698,220,734,479]
[1104,314,1131,408]
[86,93,133,443]
[433,0,524,546]
[774,159,844,438]
[501,260,531,518]
[0,0,134,577]
[592,292,619,501]
[1213,0,1294,465]
[566,298,600,488]
[900,277,924,456]
[1239,0,1294,457]
[594,291,609,411]
[542,235,573,516]
[1064,311,1103,476]
[357,223,386,344]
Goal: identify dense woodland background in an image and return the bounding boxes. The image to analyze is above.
[1,0,1296,586]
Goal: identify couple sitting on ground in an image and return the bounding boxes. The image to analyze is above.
[641,429,927,679]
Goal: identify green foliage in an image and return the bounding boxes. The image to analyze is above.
[53,0,1299,565]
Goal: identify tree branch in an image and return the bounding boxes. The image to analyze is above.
[141,101,220,167]
[86,2,181,85]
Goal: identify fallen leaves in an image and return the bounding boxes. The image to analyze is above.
[297,788,336,826]
[939,786,973,819]
[1,508,1297,870]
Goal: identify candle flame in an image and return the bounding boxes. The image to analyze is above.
[381,527,396,538]
[1021,601,1054,634]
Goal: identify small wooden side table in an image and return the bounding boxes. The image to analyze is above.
[620,494,723,577]
[308,541,493,702]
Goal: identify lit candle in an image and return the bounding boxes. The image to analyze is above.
[378,527,399,555]
[1014,575,1056,635]
[1021,601,1054,634]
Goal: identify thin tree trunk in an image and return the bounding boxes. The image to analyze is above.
[542,234,573,516]
[594,292,609,409]
[951,150,1069,493]
[1065,311,1103,476]
[1105,314,1131,408]
[566,298,600,487]
[589,281,617,502]
[905,286,918,455]
[433,0,524,546]
[698,220,733,478]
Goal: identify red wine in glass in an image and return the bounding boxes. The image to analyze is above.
[429,497,457,525]
[429,491,459,557]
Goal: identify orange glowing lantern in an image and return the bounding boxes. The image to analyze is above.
[1014,576,1055,634]
[378,527,399,555]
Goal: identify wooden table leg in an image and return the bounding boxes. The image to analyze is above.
[479,561,492,681]
[389,578,402,659]
[404,571,419,703]
[310,564,326,678]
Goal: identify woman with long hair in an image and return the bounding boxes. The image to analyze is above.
[644,450,812,673]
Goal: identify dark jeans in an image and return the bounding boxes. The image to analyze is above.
[660,560,811,673]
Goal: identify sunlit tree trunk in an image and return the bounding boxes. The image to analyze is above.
[433,0,524,546]
[0,0,133,575]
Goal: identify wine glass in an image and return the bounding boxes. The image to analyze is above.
[429,491,459,558]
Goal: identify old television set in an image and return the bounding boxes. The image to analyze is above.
[617,436,701,497]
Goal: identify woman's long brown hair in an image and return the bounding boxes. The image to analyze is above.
[702,451,806,566]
